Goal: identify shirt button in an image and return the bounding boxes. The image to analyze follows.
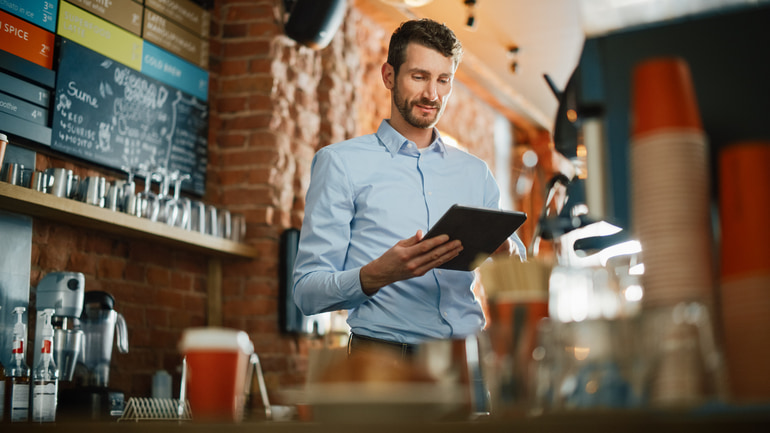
[443,312,448,317]
[428,191,432,195]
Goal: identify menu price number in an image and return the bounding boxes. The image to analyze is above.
[43,1,54,21]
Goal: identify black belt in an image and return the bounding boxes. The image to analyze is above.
[348,333,418,358]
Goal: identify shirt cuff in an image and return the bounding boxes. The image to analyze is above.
[340,266,372,304]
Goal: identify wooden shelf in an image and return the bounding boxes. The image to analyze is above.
[0,181,259,259]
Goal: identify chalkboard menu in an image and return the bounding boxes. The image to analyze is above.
[51,39,208,195]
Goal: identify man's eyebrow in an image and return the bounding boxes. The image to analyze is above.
[405,67,430,75]
[405,68,454,78]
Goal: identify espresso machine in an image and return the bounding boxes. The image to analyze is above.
[61,290,129,419]
[33,271,85,382]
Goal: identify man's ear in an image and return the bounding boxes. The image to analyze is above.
[381,62,395,90]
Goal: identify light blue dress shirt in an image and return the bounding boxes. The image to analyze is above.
[293,120,515,344]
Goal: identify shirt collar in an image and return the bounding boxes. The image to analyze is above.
[376,120,448,157]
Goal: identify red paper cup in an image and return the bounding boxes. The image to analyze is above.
[179,328,254,422]
[719,141,770,278]
[630,57,703,138]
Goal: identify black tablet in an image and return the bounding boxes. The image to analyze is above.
[423,204,527,271]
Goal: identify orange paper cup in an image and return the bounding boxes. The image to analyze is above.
[630,57,703,138]
[719,141,770,278]
[179,328,254,422]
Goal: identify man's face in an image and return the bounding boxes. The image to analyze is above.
[391,43,455,129]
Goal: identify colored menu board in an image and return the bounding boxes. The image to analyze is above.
[141,41,208,102]
[57,0,209,101]
[0,0,57,32]
[57,0,144,69]
[51,39,208,195]
[143,7,209,69]
[66,0,143,36]
[0,71,51,107]
[145,0,210,37]
[0,90,48,124]
[0,8,55,69]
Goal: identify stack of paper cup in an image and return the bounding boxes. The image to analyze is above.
[718,141,770,402]
[629,57,714,307]
[630,58,725,407]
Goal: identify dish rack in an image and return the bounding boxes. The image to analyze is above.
[118,398,192,422]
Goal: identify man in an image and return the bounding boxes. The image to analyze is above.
[293,18,522,357]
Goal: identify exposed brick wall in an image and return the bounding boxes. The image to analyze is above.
[30,154,210,398]
[26,0,512,402]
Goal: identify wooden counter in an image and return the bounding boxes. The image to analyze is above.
[4,410,770,433]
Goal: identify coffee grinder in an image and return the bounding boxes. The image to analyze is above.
[33,272,85,383]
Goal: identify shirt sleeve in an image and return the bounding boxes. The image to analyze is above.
[292,148,372,316]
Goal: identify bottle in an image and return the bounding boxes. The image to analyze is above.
[4,307,31,423]
[32,308,58,423]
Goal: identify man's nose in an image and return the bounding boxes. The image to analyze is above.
[422,81,439,101]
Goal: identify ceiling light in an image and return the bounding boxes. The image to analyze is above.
[464,0,477,29]
[380,0,435,7]
[507,44,520,74]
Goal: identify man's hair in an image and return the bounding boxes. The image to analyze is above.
[387,18,463,76]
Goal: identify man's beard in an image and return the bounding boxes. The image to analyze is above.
[393,85,443,129]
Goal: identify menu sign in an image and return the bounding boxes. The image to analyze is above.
[0,90,48,124]
[0,0,57,32]
[145,0,210,37]
[58,1,209,101]
[57,0,144,70]
[0,71,51,107]
[143,8,209,69]
[141,41,208,101]
[52,39,208,195]
[66,0,144,36]
[0,9,55,69]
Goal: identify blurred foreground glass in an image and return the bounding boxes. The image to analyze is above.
[531,265,726,414]
[478,257,551,417]
[640,302,727,408]
[179,328,254,422]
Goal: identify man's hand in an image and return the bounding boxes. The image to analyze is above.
[492,238,513,256]
[359,231,463,296]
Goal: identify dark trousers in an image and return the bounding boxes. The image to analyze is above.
[347,333,418,359]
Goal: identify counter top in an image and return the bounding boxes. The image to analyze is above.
[5,409,770,433]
